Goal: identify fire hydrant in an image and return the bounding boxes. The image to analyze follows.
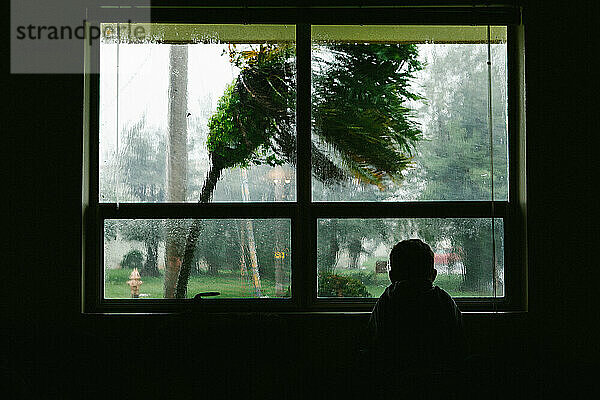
[126,268,143,298]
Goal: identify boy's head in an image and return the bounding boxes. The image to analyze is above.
[389,239,437,283]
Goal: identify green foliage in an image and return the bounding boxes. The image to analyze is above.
[207,83,264,168]
[121,249,144,270]
[104,220,118,241]
[190,219,291,281]
[206,42,423,187]
[105,117,167,202]
[416,44,508,201]
[347,270,378,286]
[412,44,508,291]
[318,272,371,297]
[193,219,241,276]
[206,44,296,170]
[316,219,341,275]
[118,219,164,243]
[118,219,164,277]
[312,43,423,187]
[253,219,291,280]
[317,218,394,276]
[101,118,165,276]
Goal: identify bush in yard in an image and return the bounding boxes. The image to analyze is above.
[121,249,144,270]
[350,270,378,286]
[318,272,371,297]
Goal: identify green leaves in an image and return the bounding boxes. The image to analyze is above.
[205,41,424,189]
[313,42,423,186]
[318,272,371,297]
[206,44,295,170]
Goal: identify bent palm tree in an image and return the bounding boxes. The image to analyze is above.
[173,42,423,298]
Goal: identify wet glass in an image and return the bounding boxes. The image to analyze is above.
[99,24,296,203]
[104,218,291,299]
[311,26,508,201]
[316,218,504,298]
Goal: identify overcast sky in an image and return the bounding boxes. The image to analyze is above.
[99,42,238,162]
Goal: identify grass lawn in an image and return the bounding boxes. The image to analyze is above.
[105,268,288,299]
[106,267,487,299]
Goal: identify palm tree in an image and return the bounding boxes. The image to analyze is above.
[164,44,188,298]
[174,42,423,298]
[239,167,263,297]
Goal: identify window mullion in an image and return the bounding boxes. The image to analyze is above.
[310,201,509,219]
[295,23,313,310]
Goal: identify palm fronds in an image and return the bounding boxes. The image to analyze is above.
[207,41,423,187]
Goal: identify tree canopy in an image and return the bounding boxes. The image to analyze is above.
[205,42,423,186]
[174,42,425,297]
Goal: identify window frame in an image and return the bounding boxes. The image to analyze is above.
[82,4,526,314]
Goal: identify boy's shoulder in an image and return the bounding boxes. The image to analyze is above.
[433,285,452,298]
[433,285,459,304]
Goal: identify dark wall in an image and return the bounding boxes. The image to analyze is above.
[5,1,599,398]
[523,0,598,368]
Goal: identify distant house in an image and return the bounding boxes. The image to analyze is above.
[434,253,464,275]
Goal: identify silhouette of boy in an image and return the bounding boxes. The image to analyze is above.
[367,239,466,396]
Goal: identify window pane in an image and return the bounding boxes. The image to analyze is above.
[311,26,508,201]
[104,218,291,299]
[99,24,296,203]
[317,218,504,298]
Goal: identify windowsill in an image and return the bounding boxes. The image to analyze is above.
[81,310,528,318]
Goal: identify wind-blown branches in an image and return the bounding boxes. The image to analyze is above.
[312,43,423,187]
[206,44,297,170]
[206,41,423,186]
[174,42,423,298]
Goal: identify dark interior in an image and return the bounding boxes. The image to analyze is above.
[5,1,599,398]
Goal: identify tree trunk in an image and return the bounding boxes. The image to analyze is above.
[348,250,360,270]
[207,260,219,276]
[174,158,224,299]
[317,219,340,276]
[347,238,363,269]
[273,180,285,296]
[274,240,285,296]
[238,220,250,294]
[240,168,263,297]
[143,239,160,277]
[324,219,340,275]
[244,219,263,297]
[164,45,188,298]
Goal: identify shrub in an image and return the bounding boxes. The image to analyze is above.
[350,270,378,285]
[318,272,371,297]
[121,249,144,270]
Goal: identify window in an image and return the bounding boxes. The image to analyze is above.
[83,6,525,313]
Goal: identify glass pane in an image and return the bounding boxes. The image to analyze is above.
[311,26,508,201]
[317,218,504,298]
[104,219,291,299]
[99,24,296,203]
